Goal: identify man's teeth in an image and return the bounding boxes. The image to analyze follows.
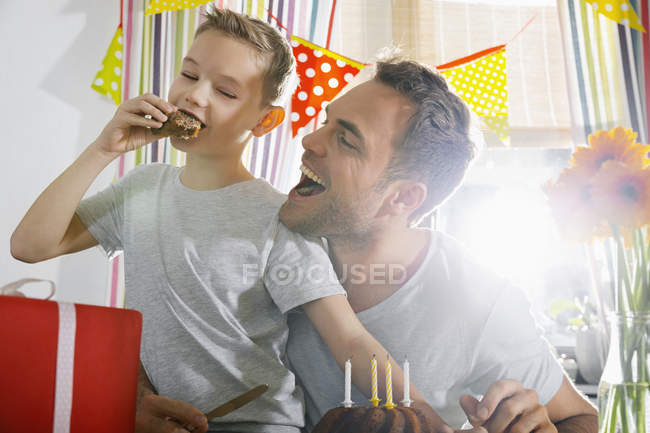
[300,164,324,186]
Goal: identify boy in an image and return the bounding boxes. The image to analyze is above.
[11,8,439,433]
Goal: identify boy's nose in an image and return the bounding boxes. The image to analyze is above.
[301,128,326,157]
[185,81,210,107]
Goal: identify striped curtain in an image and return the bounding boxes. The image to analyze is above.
[107,0,340,307]
[557,0,649,145]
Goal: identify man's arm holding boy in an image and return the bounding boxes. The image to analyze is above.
[10,94,173,263]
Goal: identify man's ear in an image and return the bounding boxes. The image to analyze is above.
[377,181,427,219]
[252,107,285,137]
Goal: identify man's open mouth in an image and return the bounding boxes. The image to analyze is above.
[294,164,326,197]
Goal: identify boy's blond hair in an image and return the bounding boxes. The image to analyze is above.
[196,7,297,106]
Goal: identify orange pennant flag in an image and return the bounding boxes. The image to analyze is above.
[438,45,510,145]
[290,36,366,137]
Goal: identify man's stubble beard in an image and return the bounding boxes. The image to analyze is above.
[280,192,377,249]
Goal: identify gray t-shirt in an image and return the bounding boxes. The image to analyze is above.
[77,163,345,433]
[287,230,563,430]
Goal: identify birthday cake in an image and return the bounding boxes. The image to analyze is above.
[311,406,431,433]
[314,356,430,433]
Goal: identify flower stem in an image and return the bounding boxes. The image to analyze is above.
[604,239,623,313]
[619,384,629,433]
[604,386,618,433]
[634,228,647,310]
[587,242,610,341]
[611,223,634,311]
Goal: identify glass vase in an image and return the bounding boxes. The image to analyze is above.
[598,312,650,433]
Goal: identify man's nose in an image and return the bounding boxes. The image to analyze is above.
[301,128,327,157]
[185,80,210,107]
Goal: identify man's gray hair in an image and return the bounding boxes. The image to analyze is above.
[374,57,478,225]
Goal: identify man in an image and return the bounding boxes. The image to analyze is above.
[279,58,598,433]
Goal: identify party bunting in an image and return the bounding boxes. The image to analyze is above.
[582,0,645,32]
[91,25,124,106]
[290,35,366,137]
[145,0,212,15]
[438,45,510,145]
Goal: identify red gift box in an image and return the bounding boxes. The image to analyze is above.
[0,295,142,433]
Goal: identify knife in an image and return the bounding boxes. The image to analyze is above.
[204,384,269,420]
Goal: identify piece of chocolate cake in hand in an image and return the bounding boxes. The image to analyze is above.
[152,109,203,139]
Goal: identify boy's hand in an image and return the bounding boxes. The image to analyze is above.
[136,393,208,433]
[94,93,176,157]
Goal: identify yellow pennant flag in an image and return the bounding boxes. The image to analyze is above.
[145,0,212,15]
[91,25,124,106]
[438,45,510,145]
[583,0,645,32]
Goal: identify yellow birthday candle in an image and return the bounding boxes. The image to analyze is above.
[384,354,396,409]
[369,355,381,406]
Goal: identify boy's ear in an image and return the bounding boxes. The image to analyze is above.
[252,107,285,137]
[376,181,427,220]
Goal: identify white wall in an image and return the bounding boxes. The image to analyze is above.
[1,0,121,305]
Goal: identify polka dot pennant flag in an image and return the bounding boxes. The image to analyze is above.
[145,0,212,15]
[290,35,366,137]
[438,45,510,145]
[583,0,645,32]
[91,25,124,106]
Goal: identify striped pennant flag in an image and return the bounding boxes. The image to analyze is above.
[438,45,510,145]
[582,0,645,32]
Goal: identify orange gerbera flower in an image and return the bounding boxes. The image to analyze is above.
[591,161,650,229]
[543,167,605,242]
[570,127,650,176]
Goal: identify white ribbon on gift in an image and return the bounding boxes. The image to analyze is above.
[53,302,76,433]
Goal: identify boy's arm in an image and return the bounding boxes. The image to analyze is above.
[10,94,174,263]
[302,295,477,433]
[302,294,415,402]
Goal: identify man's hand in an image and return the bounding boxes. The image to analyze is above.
[459,379,556,433]
[136,393,209,433]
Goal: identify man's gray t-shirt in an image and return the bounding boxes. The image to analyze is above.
[76,163,344,433]
[287,230,563,430]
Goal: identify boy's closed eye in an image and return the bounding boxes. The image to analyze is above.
[181,72,237,99]
[217,89,237,99]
